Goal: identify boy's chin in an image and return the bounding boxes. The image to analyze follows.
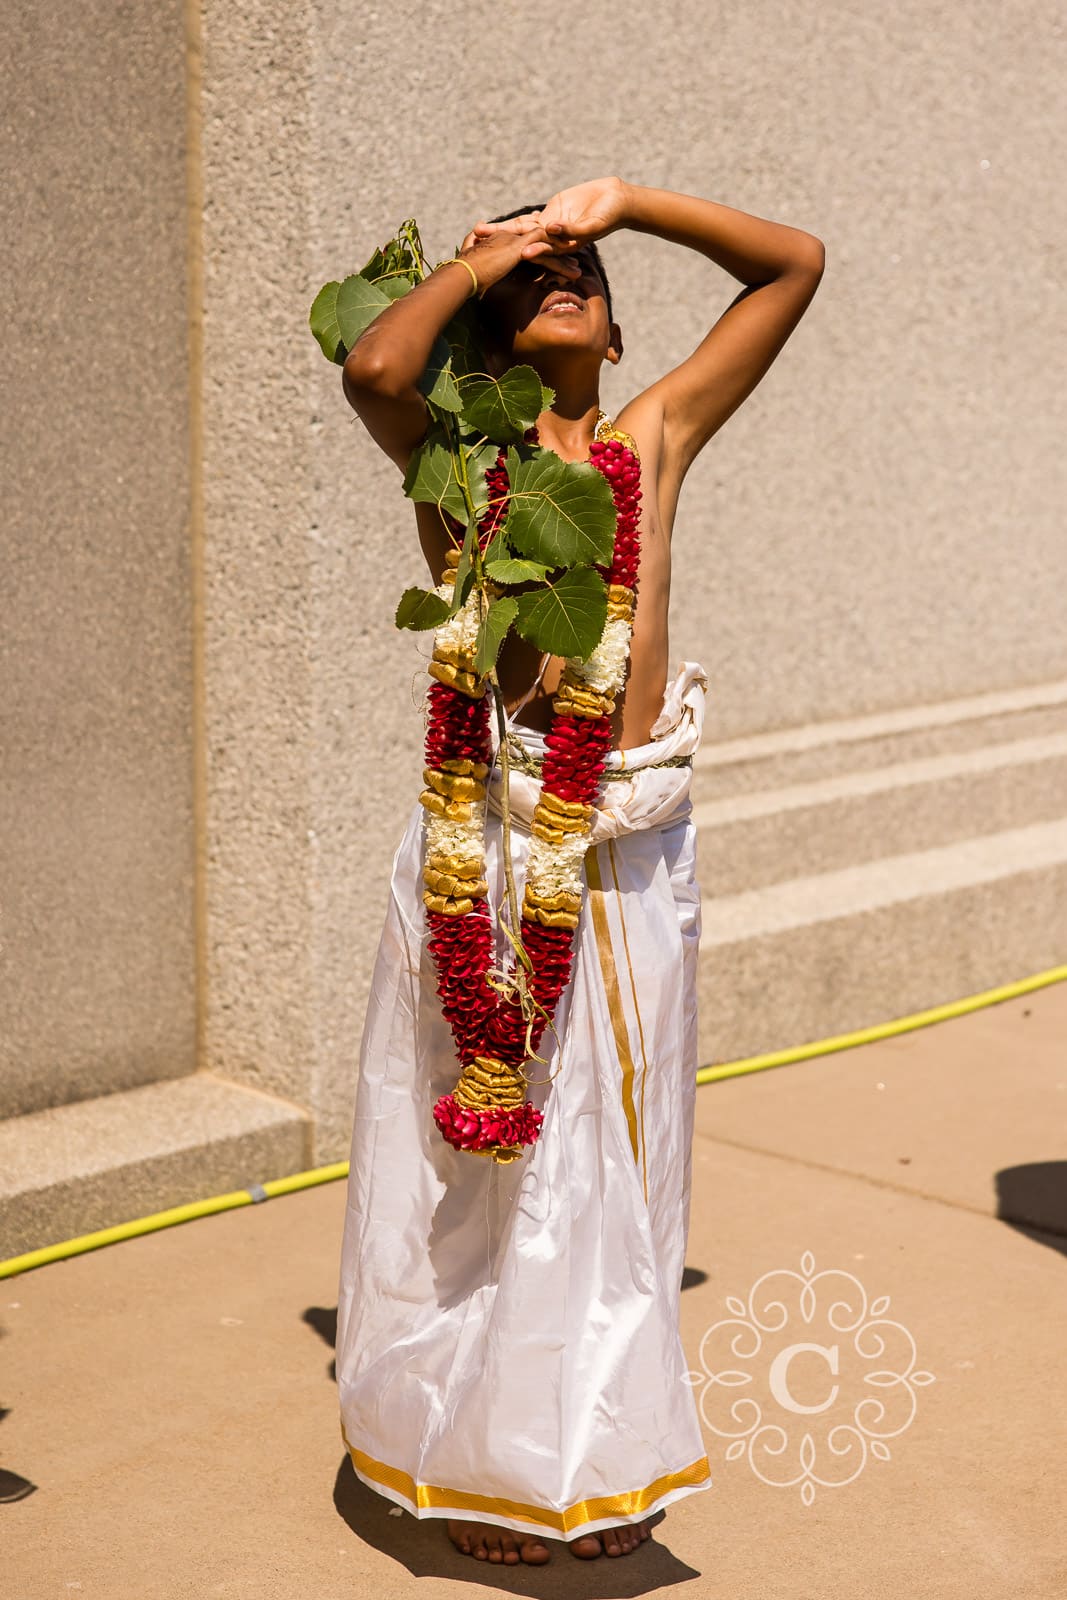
[510,328,608,360]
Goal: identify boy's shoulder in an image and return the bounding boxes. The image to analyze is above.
[612,389,673,489]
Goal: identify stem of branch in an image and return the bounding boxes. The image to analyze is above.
[442,411,531,984]
[488,671,532,978]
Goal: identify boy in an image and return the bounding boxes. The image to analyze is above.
[337,177,823,1565]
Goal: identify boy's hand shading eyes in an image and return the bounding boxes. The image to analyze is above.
[456,222,583,296]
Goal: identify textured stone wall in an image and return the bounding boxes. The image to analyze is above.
[297,1,1065,1152]
[0,1,195,1118]
[5,0,1063,1159]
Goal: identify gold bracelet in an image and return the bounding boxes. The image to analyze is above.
[443,254,481,300]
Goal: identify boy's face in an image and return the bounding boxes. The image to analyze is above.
[479,245,622,373]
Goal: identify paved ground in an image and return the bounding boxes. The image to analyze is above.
[3,984,1066,1599]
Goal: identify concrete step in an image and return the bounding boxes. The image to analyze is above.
[696,816,1067,1064]
[693,732,1067,894]
[0,1072,312,1260]
[691,677,1067,800]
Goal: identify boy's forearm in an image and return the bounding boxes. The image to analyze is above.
[621,183,823,286]
[343,262,472,398]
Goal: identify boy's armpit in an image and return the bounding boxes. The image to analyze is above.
[637,257,825,478]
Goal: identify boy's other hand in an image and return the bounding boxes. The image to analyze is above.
[537,177,631,245]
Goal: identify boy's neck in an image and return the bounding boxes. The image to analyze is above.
[532,381,603,463]
[490,345,608,459]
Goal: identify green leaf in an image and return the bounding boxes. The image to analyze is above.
[394,217,429,277]
[418,335,462,412]
[443,305,485,380]
[395,587,451,631]
[514,566,608,660]
[482,532,509,568]
[504,448,617,567]
[459,366,545,443]
[377,276,414,300]
[402,433,468,522]
[475,597,519,674]
[485,557,550,585]
[334,273,392,350]
[540,383,556,411]
[450,519,478,614]
[358,244,390,281]
[309,281,346,364]
[361,221,427,284]
[465,438,502,517]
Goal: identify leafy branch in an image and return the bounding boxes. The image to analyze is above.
[309,219,620,999]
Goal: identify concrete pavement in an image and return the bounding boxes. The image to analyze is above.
[3,984,1066,1599]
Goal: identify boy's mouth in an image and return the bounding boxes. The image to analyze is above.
[539,290,585,316]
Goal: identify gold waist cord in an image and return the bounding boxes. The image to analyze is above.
[501,737,693,782]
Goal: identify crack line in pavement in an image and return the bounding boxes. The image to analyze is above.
[690,1127,1067,1239]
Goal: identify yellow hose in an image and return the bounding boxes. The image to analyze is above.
[0,1162,349,1281]
[3,963,1065,1280]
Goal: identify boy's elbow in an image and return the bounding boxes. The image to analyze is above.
[341,348,416,415]
[342,343,392,398]
[797,234,826,276]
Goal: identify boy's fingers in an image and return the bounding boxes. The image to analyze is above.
[474,214,542,238]
[521,251,581,280]
[519,242,580,271]
[521,238,579,259]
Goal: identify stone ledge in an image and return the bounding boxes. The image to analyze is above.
[692,677,1067,797]
[698,821,1067,1063]
[0,1072,313,1260]
[694,734,1067,893]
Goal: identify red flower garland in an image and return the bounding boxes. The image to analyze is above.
[426,428,642,1161]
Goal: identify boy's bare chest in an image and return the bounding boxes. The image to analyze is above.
[409,448,674,745]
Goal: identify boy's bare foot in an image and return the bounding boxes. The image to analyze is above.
[445,1518,552,1564]
[568,1510,660,1558]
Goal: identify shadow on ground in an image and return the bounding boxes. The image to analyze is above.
[996,1161,1067,1260]
[0,1357,37,1506]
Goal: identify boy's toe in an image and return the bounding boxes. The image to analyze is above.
[519,1536,552,1564]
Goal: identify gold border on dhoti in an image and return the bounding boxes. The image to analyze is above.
[340,1419,711,1533]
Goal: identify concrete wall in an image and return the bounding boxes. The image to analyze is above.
[296,0,1062,1153]
[4,0,1064,1175]
[1,1,196,1119]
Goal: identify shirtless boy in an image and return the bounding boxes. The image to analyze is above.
[341,176,824,1564]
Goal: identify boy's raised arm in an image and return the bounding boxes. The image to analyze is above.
[620,184,824,475]
[341,261,471,471]
[532,179,825,481]
[342,225,582,471]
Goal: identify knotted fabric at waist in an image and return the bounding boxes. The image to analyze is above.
[487,661,709,845]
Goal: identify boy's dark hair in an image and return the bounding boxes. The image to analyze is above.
[488,204,614,322]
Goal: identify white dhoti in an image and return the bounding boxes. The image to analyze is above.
[336,661,713,1540]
